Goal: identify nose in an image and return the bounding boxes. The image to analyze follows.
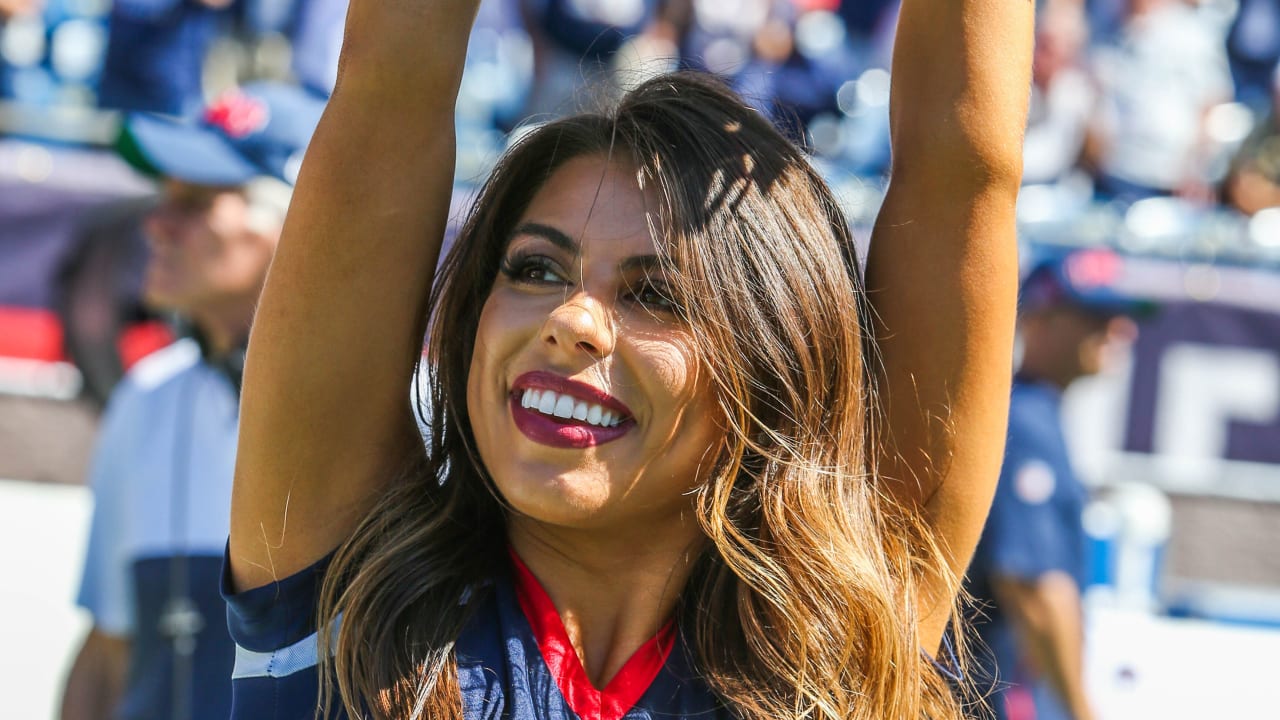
[542,294,615,359]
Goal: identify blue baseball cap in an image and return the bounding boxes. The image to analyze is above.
[116,82,327,187]
[1020,247,1154,317]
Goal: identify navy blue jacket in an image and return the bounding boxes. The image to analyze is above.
[223,549,735,720]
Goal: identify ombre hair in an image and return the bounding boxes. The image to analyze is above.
[317,71,970,720]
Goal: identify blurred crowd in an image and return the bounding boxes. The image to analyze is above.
[2,0,1278,453]
[2,0,1279,210]
[2,2,1278,720]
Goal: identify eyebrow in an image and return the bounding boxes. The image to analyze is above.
[512,222,577,253]
[511,221,662,273]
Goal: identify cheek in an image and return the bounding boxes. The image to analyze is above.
[632,335,698,405]
[467,296,501,419]
[467,290,532,418]
[632,334,722,453]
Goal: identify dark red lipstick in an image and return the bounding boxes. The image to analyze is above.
[509,371,633,449]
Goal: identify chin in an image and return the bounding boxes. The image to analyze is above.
[491,465,616,529]
[141,281,187,312]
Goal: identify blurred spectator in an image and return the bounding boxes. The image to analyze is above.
[60,82,323,720]
[1225,0,1280,111]
[967,249,1142,720]
[1023,0,1095,185]
[1086,0,1232,204]
[1223,63,1280,215]
[238,0,350,95]
[0,0,38,19]
[285,0,348,94]
[56,196,165,408]
[835,0,894,41]
[519,0,663,118]
[676,0,854,134]
[99,0,237,114]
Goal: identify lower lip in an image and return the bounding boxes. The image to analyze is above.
[509,395,631,449]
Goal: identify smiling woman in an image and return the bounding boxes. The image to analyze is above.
[225,0,1034,718]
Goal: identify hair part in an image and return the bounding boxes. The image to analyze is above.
[317,71,973,720]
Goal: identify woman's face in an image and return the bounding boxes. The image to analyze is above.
[467,154,722,533]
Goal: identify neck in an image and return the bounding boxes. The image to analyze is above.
[188,298,255,355]
[507,514,703,689]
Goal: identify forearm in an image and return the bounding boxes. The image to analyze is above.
[999,573,1095,720]
[231,0,480,589]
[61,629,128,720]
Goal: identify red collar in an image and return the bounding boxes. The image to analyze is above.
[508,549,677,720]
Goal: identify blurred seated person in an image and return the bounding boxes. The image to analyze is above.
[60,83,323,720]
[0,0,37,19]
[518,0,662,118]
[1085,0,1231,204]
[835,0,895,43]
[99,0,237,114]
[967,249,1143,720]
[1023,0,1095,186]
[1224,63,1280,215]
[239,0,350,95]
[100,0,346,114]
[677,0,847,135]
[1226,0,1280,112]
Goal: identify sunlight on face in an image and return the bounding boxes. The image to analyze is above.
[466,155,723,535]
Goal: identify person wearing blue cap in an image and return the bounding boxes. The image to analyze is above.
[966,248,1143,720]
[60,82,323,720]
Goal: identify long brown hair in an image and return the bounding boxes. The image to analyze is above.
[317,71,969,720]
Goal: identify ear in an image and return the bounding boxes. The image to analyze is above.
[1105,315,1138,344]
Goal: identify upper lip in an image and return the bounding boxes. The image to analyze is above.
[511,370,633,420]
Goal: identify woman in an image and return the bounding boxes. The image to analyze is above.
[225,0,1033,718]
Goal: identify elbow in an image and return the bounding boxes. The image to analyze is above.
[889,106,1028,194]
[889,136,1025,197]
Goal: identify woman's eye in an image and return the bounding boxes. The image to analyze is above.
[500,255,565,285]
[520,264,558,283]
[631,282,679,311]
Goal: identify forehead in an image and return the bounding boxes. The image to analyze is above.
[514,154,660,259]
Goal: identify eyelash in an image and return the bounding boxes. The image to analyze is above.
[497,251,681,313]
[498,251,563,285]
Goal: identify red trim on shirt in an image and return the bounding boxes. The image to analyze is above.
[508,549,676,720]
[118,321,174,370]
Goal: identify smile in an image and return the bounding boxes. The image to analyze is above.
[509,371,633,449]
[519,388,622,428]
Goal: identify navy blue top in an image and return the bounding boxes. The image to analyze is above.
[222,549,735,720]
[966,377,1088,720]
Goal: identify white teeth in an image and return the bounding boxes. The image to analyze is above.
[553,395,575,418]
[520,388,624,427]
[537,391,557,414]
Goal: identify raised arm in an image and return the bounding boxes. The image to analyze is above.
[228,0,481,591]
[866,0,1033,647]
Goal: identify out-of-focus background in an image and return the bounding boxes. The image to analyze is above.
[2,0,1280,716]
